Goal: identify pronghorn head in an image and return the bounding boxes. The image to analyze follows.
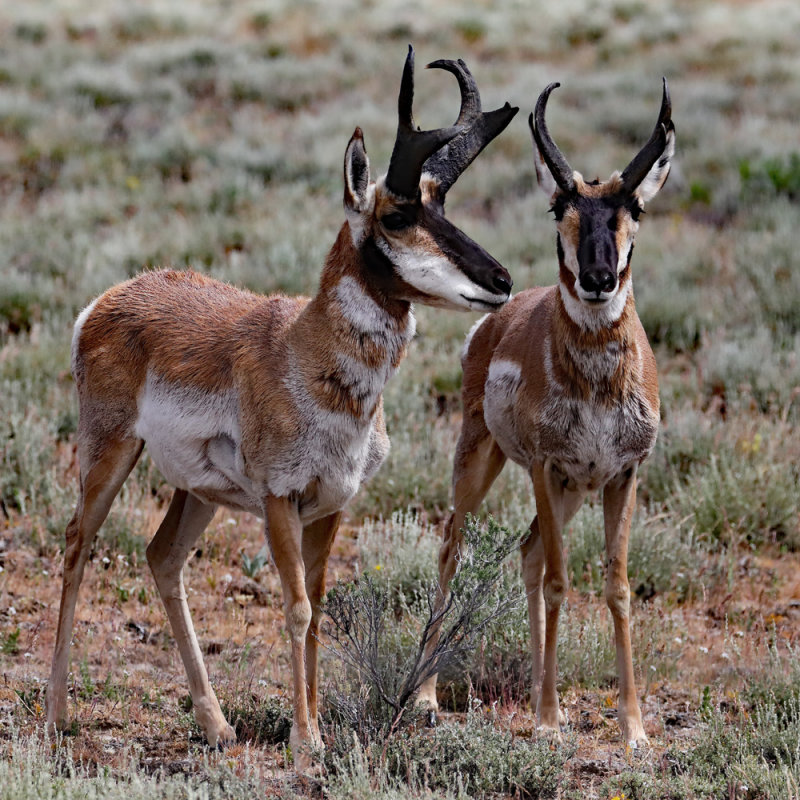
[529,80,675,323]
[342,46,517,312]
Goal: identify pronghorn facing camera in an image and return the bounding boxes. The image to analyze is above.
[418,81,674,747]
[46,46,517,769]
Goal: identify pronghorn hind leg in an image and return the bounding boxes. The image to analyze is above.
[301,511,342,741]
[145,490,233,747]
[417,427,506,712]
[47,436,143,732]
[603,466,648,747]
[521,479,583,730]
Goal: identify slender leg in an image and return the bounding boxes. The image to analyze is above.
[47,437,143,732]
[302,511,341,740]
[417,431,506,711]
[521,483,583,728]
[530,459,585,732]
[264,495,315,772]
[603,466,648,746]
[145,490,232,746]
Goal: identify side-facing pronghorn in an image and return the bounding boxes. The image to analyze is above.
[418,81,674,747]
[46,47,517,769]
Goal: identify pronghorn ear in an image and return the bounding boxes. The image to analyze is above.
[632,124,675,204]
[344,127,371,213]
[528,113,559,202]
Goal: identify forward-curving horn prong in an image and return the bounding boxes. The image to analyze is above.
[422,58,519,199]
[530,82,575,193]
[620,78,674,194]
[385,46,464,200]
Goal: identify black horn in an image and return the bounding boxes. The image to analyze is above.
[620,78,673,194]
[422,59,519,198]
[384,46,464,200]
[530,82,575,193]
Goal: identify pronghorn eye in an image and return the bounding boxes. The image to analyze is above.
[381,212,413,231]
[549,196,568,222]
[628,203,644,222]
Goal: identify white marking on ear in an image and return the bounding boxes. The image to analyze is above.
[71,297,99,372]
[343,130,375,246]
[532,141,559,202]
[634,127,675,204]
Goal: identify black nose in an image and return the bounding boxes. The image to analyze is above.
[493,271,512,296]
[580,270,616,296]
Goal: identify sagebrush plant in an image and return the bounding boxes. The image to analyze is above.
[323,514,523,733]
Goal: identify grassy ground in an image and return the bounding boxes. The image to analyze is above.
[1,0,800,797]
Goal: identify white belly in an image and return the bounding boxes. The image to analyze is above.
[134,374,262,514]
[134,371,389,524]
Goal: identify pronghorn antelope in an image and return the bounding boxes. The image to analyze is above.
[418,81,674,747]
[46,47,517,768]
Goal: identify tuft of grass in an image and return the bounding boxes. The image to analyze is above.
[0,724,280,799]
[666,449,799,550]
[221,694,292,746]
[324,707,576,800]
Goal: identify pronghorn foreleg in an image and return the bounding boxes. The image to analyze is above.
[47,437,143,732]
[264,495,316,771]
[521,483,582,729]
[417,431,506,712]
[603,466,648,747]
[530,459,582,734]
[145,490,233,746]
[301,511,342,740]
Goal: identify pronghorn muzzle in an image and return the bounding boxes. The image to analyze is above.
[577,208,619,300]
[428,210,512,305]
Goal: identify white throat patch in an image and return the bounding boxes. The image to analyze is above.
[560,279,631,332]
